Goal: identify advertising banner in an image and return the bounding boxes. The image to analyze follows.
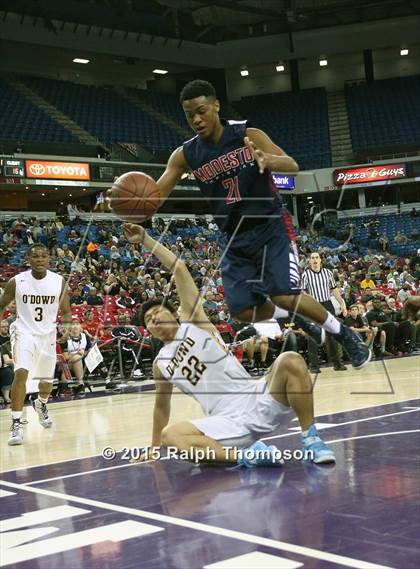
[26,160,90,180]
[272,173,295,189]
[333,164,406,186]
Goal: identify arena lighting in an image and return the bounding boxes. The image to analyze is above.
[400,47,409,56]
[319,57,328,67]
[41,193,46,196]
[153,69,168,74]
[276,63,285,72]
[73,58,90,64]
[240,67,249,77]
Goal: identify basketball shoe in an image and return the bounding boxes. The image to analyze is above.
[293,315,326,346]
[8,419,23,445]
[237,441,284,468]
[302,425,336,464]
[32,399,53,428]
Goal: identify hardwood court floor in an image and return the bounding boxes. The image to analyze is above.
[1,356,419,473]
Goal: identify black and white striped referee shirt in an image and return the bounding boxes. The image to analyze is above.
[302,267,337,302]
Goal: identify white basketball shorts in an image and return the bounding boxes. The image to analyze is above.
[189,378,295,448]
[10,327,57,381]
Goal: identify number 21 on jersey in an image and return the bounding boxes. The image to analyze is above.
[223,176,241,204]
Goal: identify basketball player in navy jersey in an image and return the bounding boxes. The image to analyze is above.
[131,80,370,369]
[0,243,72,445]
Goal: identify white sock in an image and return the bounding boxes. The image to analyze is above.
[38,396,48,404]
[321,313,341,334]
[272,306,289,319]
[12,411,22,421]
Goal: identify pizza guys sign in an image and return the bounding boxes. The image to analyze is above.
[333,164,406,186]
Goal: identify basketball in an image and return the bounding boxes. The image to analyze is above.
[108,171,161,223]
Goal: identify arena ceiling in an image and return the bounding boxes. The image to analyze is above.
[2,0,420,44]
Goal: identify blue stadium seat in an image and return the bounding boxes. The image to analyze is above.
[345,75,420,151]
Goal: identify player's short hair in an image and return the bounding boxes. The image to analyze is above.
[26,243,49,256]
[179,80,217,103]
[140,298,176,328]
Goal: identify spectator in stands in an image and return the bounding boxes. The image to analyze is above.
[104,274,120,295]
[5,302,16,325]
[410,208,417,218]
[378,232,389,252]
[203,291,218,313]
[86,287,104,306]
[384,297,413,352]
[12,218,27,240]
[57,243,75,266]
[62,321,91,394]
[87,240,99,259]
[366,298,397,354]
[0,344,13,404]
[360,274,376,290]
[70,285,85,305]
[111,313,143,377]
[0,248,8,266]
[344,305,375,346]
[110,245,121,262]
[397,283,412,304]
[129,282,143,304]
[82,309,99,339]
[115,289,135,310]
[0,320,10,345]
[31,220,43,243]
[394,231,408,245]
[68,229,82,247]
[98,323,113,343]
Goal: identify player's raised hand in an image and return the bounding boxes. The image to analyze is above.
[123,223,146,244]
[245,136,268,174]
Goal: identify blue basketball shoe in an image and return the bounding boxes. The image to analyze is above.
[302,425,336,464]
[237,441,284,468]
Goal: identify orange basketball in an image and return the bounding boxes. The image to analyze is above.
[108,171,161,223]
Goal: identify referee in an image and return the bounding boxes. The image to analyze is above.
[302,252,347,373]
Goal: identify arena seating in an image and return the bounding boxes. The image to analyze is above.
[337,211,420,255]
[345,75,420,151]
[21,76,183,150]
[232,88,332,170]
[0,79,77,143]
[128,88,189,133]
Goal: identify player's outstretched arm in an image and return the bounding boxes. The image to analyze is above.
[0,278,16,319]
[156,147,188,204]
[123,223,207,323]
[245,128,299,174]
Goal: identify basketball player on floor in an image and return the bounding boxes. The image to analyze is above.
[124,222,335,466]
[0,243,71,445]
[116,80,370,370]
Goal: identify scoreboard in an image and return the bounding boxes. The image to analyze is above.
[1,159,24,177]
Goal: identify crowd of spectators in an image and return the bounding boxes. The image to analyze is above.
[0,211,419,397]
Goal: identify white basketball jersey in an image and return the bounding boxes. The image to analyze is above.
[13,270,63,335]
[156,322,252,415]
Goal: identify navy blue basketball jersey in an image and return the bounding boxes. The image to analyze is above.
[182,119,282,234]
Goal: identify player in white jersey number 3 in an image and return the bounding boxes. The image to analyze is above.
[0,243,71,445]
[123,223,335,466]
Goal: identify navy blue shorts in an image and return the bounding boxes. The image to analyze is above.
[220,214,301,315]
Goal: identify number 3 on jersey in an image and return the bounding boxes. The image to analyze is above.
[34,307,43,321]
[223,175,241,205]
